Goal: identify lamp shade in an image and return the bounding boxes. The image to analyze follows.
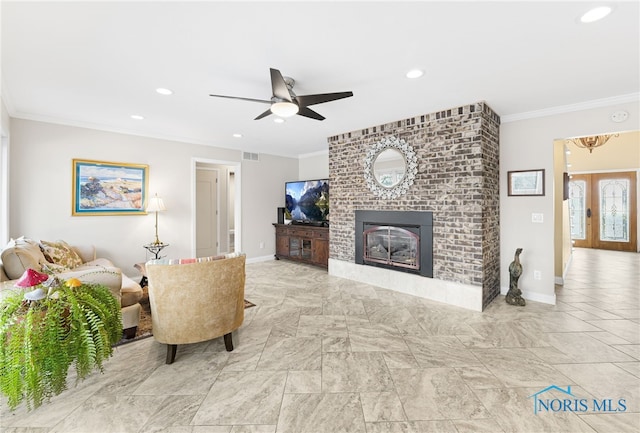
[147,194,166,212]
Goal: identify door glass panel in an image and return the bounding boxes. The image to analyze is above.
[569,180,586,240]
[289,238,300,257]
[302,239,312,259]
[599,178,629,242]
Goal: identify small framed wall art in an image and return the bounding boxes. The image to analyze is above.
[507,169,545,197]
[72,159,149,215]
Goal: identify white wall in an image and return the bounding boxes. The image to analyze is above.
[0,98,9,246]
[500,99,640,304]
[9,118,298,274]
[241,152,298,260]
[0,99,8,133]
[298,150,329,180]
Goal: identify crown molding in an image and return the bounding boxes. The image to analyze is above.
[501,93,640,123]
[0,77,17,118]
[8,111,300,159]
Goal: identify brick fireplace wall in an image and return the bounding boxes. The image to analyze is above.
[328,102,500,309]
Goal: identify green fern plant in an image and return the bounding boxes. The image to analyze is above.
[0,279,122,411]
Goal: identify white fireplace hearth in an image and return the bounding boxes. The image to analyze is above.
[328,259,484,312]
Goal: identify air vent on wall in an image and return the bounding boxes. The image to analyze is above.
[243,152,260,161]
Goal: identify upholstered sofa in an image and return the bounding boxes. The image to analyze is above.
[0,237,142,337]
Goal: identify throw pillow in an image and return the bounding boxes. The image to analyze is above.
[39,240,84,269]
[41,262,72,275]
[0,237,49,279]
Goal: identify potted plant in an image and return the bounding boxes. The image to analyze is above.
[0,269,122,410]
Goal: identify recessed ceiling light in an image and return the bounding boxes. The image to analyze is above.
[155,87,173,95]
[580,6,612,23]
[406,69,424,79]
[232,133,242,138]
[274,118,285,124]
[130,114,144,120]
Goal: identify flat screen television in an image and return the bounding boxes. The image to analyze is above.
[285,179,329,226]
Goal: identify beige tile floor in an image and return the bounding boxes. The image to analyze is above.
[1,248,638,432]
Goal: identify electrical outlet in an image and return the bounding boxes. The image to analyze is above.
[531,213,544,223]
[259,241,264,249]
[533,270,541,280]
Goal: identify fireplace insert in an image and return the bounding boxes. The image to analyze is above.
[363,225,420,270]
[355,210,433,277]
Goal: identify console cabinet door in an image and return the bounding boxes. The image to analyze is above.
[312,238,329,266]
[289,237,301,257]
[301,238,313,260]
[276,234,290,257]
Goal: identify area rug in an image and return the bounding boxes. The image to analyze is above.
[114,287,255,347]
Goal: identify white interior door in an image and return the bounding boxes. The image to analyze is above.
[196,168,219,257]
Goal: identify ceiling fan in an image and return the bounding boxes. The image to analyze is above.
[209,68,353,121]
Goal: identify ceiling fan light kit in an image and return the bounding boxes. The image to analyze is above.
[209,67,353,121]
[271,101,299,117]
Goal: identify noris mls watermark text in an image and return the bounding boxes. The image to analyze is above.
[528,385,627,414]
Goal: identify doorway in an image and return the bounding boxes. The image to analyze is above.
[196,168,219,257]
[569,171,637,252]
[193,158,241,258]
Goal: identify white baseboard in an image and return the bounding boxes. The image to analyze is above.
[501,286,556,305]
[246,255,275,264]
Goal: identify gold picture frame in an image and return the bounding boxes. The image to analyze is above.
[72,159,149,216]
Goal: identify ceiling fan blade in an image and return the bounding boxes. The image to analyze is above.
[209,94,271,104]
[270,68,292,102]
[254,108,273,120]
[296,91,353,107]
[297,106,325,121]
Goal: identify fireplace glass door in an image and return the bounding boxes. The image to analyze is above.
[363,225,419,270]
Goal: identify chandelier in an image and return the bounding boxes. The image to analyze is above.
[566,134,618,154]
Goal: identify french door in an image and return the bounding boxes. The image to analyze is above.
[569,171,637,252]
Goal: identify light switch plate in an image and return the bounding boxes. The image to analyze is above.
[532,213,544,223]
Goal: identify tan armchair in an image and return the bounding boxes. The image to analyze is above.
[145,254,246,364]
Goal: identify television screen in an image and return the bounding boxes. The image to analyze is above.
[285,179,329,224]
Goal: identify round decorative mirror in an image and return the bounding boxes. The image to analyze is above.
[373,148,406,188]
[364,136,418,199]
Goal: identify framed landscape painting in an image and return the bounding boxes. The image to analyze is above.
[72,159,149,216]
[508,169,545,196]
